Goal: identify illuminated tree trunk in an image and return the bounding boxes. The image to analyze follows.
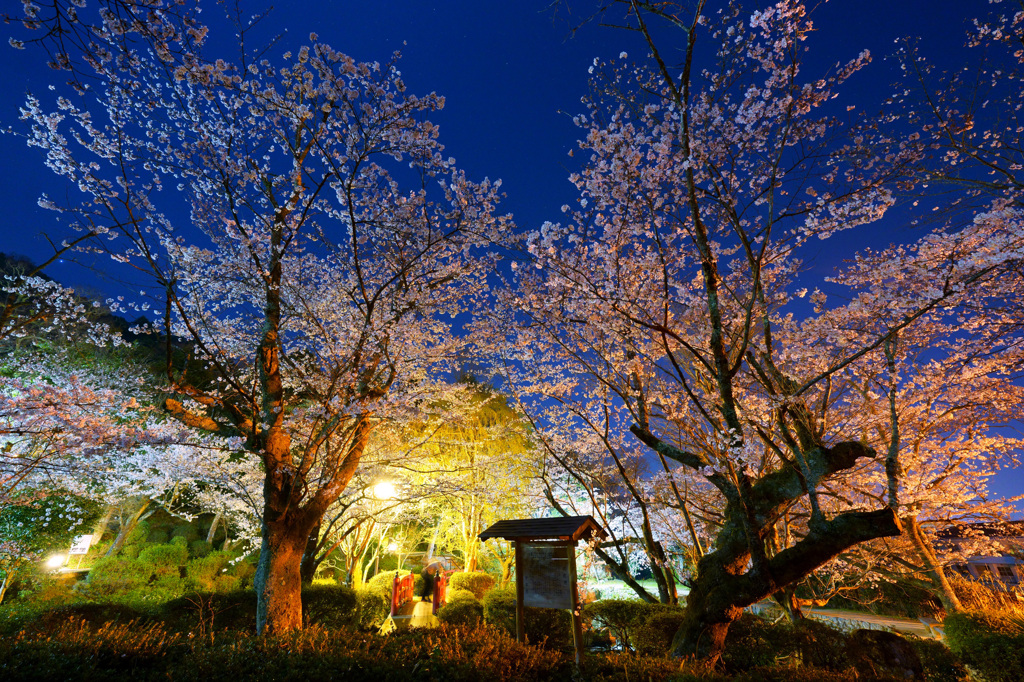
[106,498,152,557]
[255,511,318,634]
[904,514,963,613]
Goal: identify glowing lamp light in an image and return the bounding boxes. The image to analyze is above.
[372,481,396,500]
[387,542,398,552]
[46,554,66,569]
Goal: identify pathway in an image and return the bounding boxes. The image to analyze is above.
[747,602,942,639]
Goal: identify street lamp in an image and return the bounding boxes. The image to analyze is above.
[372,481,396,500]
[45,554,66,570]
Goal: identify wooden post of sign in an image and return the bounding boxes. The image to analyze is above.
[566,542,585,665]
[514,539,526,642]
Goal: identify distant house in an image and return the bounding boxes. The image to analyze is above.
[937,520,1024,589]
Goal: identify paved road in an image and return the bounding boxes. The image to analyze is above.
[748,602,940,639]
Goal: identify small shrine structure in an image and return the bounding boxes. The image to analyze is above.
[479,515,606,663]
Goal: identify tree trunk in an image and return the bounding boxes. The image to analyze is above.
[206,511,222,545]
[105,498,152,557]
[772,585,804,623]
[92,507,114,543]
[904,514,963,613]
[255,514,317,635]
[299,521,322,584]
[669,506,902,664]
[671,562,745,665]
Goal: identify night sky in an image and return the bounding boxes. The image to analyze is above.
[1,1,1018,505]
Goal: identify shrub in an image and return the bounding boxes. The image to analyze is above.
[944,610,1024,682]
[146,529,170,545]
[583,599,682,652]
[481,586,573,650]
[446,588,478,603]
[633,608,686,656]
[450,571,496,600]
[355,586,390,629]
[722,613,854,672]
[137,542,188,568]
[437,597,484,627]
[365,570,404,600]
[160,589,257,631]
[119,521,150,559]
[171,524,199,544]
[185,551,234,592]
[302,584,359,629]
[87,557,152,597]
[189,539,213,558]
[909,637,970,682]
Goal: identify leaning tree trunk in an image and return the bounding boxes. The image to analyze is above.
[904,514,963,613]
[670,505,902,664]
[105,498,153,557]
[633,427,903,665]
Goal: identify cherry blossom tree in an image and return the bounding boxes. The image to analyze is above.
[495,0,1024,663]
[12,2,509,633]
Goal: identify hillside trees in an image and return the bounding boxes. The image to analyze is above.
[496,0,1024,663]
[13,6,508,634]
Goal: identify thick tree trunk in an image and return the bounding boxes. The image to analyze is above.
[255,515,317,635]
[772,585,804,623]
[670,507,902,664]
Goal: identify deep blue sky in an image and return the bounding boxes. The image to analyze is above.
[1,0,1017,505]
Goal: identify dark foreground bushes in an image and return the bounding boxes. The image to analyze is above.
[944,609,1024,682]
[0,617,695,682]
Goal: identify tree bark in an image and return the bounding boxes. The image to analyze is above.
[206,511,222,545]
[904,514,963,613]
[255,513,317,635]
[105,498,152,557]
[299,521,322,584]
[670,507,901,664]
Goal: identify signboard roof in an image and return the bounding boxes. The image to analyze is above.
[478,515,606,543]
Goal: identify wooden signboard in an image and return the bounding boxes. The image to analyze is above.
[521,543,573,608]
[480,516,605,666]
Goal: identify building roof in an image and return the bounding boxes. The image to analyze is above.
[937,520,1024,540]
[478,515,606,543]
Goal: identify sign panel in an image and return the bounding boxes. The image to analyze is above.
[521,543,573,609]
[68,534,93,555]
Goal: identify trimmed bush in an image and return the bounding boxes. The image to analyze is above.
[119,521,150,559]
[171,524,199,544]
[189,539,213,559]
[482,586,573,650]
[722,613,854,672]
[302,584,359,629]
[137,542,188,568]
[583,599,682,652]
[146,529,170,545]
[944,610,1024,682]
[355,586,390,629]
[87,557,152,597]
[446,588,478,604]
[185,551,234,592]
[450,571,496,600]
[437,597,484,627]
[633,608,686,656]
